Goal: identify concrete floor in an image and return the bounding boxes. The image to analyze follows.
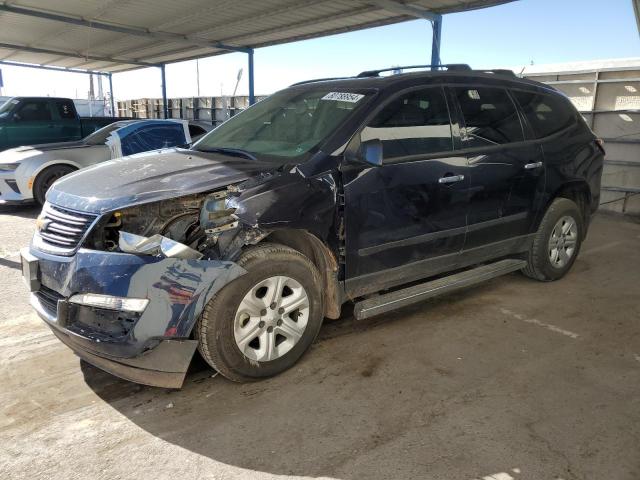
[0,206,639,480]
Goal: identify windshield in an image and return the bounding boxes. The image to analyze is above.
[0,99,19,118]
[193,88,372,161]
[83,121,131,145]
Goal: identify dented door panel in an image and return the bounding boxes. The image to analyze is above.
[342,156,469,280]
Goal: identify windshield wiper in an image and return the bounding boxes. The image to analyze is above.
[195,146,257,160]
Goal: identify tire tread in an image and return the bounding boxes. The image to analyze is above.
[522,197,582,281]
[196,242,322,382]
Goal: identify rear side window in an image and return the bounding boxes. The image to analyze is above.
[15,101,52,122]
[361,87,453,160]
[188,124,207,139]
[55,100,76,119]
[512,91,577,139]
[452,87,524,147]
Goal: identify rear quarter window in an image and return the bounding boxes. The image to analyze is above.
[512,91,578,139]
[188,124,207,139]
[55,100,76,119]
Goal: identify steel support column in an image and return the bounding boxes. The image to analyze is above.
[634,0,640,39]
[431,15,442,70]
[160,64,168,119]
[108,73,115,117]
[248,48,255,105]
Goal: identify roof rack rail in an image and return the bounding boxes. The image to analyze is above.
[480,69,517,78]
[290,76,350,86]
[356,64,471,78]
[290,66,517,87]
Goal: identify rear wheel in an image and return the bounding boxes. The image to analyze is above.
[196,243,324,382]
[522,197,584,281]
[33,165,76,206]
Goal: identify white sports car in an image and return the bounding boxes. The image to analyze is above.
[0,119,211,205]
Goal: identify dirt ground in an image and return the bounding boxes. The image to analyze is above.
[0,205,639,480]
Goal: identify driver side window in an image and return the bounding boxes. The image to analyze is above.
[15,101,52,122]
[361,87,453,161]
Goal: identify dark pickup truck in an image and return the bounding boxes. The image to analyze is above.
[0,96,122,151]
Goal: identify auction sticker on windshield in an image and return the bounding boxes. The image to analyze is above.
[321,92,365,103]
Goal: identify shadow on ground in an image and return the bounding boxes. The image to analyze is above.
[80,284,505,478]
[0,204,40,219]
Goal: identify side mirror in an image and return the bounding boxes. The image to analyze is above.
[12,113,21,122]
[360,139,383,167]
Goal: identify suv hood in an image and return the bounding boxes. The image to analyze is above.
[47,148,276,214]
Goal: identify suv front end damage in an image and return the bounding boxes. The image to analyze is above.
[24,157,337,387]
[22,151,272,387]
[25,243,246,388]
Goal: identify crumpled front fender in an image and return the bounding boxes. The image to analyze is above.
[32,247,247,358]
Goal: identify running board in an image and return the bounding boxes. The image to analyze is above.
[353,259,527,320]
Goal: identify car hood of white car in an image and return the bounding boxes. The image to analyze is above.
[0,142,104,166]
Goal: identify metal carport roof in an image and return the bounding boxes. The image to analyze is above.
[0,0,515,73]
[0,0,520,116]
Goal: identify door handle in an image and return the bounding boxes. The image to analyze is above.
[438,174,465,184]
[524,161,543,170]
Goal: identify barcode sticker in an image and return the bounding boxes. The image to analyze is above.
[321,92,365,103]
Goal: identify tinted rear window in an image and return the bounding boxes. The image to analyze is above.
[512,91,577,139]
[453,87,524,147]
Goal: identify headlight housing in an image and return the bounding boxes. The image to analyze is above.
[0,163,18,172]
[69,293,149,313]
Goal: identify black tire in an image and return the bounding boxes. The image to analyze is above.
[522,197,584,281]
[33,164,76,206]
[195,243,324,382]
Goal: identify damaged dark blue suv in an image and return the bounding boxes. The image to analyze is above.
[22,65,604,388]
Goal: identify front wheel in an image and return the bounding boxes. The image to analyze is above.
[522,197,584,281]
[195,243,324,382]
[33,164,76,206]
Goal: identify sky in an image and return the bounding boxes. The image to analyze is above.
[0,0,638,101]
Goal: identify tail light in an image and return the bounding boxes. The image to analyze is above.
[595,138,606,155]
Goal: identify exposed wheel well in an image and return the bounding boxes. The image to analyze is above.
[264,229,343,319]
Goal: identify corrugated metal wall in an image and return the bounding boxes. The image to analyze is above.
[117,95,266,127]
[524,66,640,216]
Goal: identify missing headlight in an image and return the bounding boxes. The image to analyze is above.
[84,190,243,259]
[118,231,203,260]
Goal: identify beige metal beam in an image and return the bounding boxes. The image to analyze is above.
[365,0,439,20]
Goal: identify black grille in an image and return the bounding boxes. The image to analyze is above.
[35,285,63,317]
[36,203,98,253]
[5,179,20,193]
